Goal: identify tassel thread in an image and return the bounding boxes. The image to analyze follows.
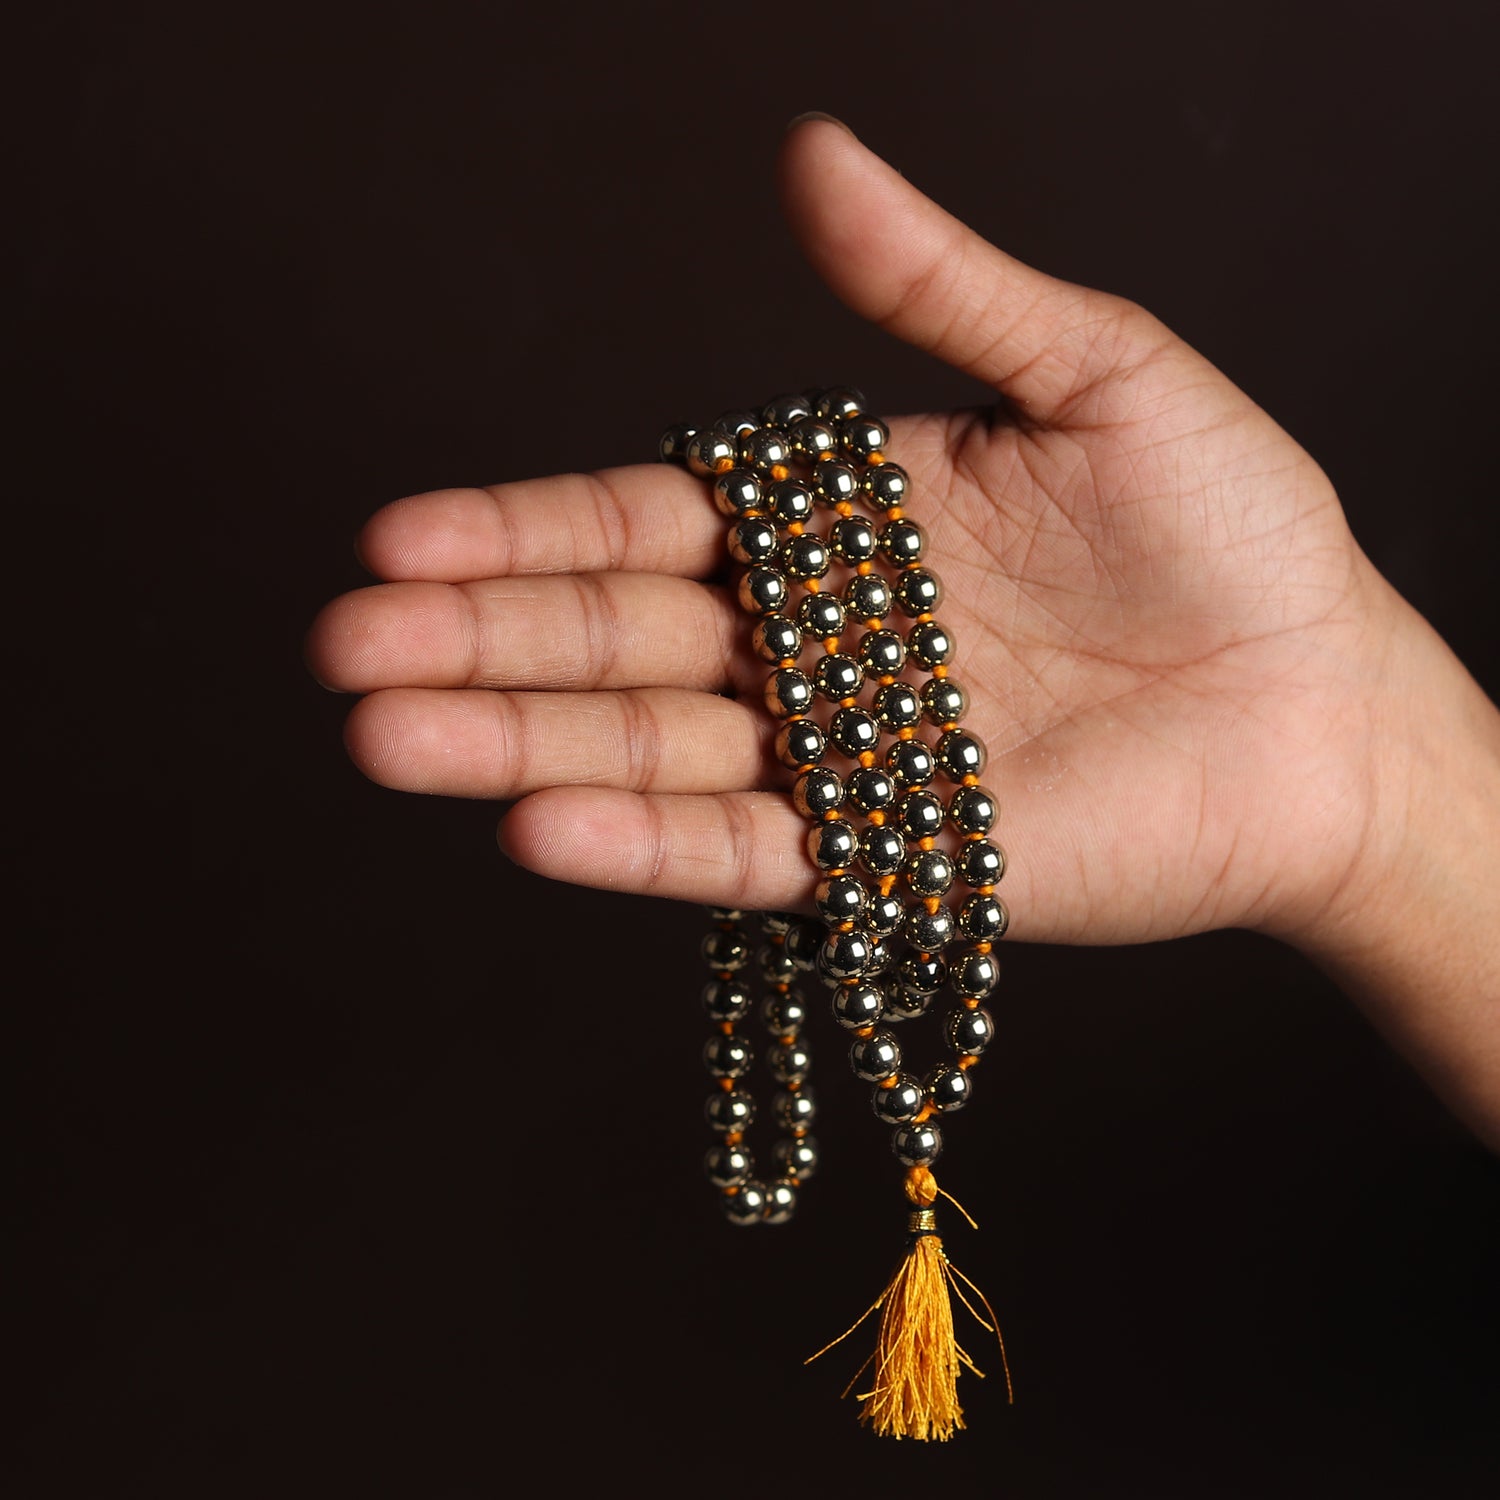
[807,1166,1012,1441]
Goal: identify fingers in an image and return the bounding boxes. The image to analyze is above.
[344,686,766,800]
[777,118,1177,423]
[356,463,724,585]
[500,787,814,910]
[306,572,744,695]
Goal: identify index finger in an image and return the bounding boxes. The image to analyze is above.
[356,463,725,584]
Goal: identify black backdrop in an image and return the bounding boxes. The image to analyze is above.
[13,3,1500,1496]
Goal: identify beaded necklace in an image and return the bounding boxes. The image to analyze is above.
[660,390,1011,1441]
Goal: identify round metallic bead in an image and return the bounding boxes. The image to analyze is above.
[866,889,905,937]
[727,515,779,565]
[771,1135,819,1181]
[858,823,907,876]
[764,667,814,718]
[807,817,859,872]
[897,950,949,997]
[949,784,999,835]
[871,1073,925,1124]
[865,937,894,976]
[948,1006,996,1056]
[704,1142,754,1189]
[894,566,943,617]
[722,1180,769,1226]
[767,1038,813,1086]
[849,1027,902,1082]
[897,788,947,840]
[904,902,956,951]
[774,1088,817,1130]
[739,566,789,615]
[793,766,844,818]
[702,927,751,971]
[767,478,817,525]
[905,847,955,897]
[810,461,861,507]
[658,422,698,464]
[761,1178,800,1226]
[957,839,1006,888]
[775,717,826,770]
[873,682,922,731]
[741,427,792,476]
[762,392,814,428]
[703,1033,754,1079]
[921,677,968,726]
[701,978,751,1021]
[829,515,877,564]
[685,429,738,477]
[885,985,936,1022]
[886,737,936,790]
[783,532,831,580]
[816,872,870,925]
[857,628,907,678]
[712,468,764,519]
[828,706,880,757]
[817,927,876,982]
[844,572,893,621]
[796,590,846,640]
[877,518,924,564]
[715,409,762,438]
[959,892,1008,942]
[760,989,807,1034]
[936,728,987,781]
[925,1063,973,1113]
[812,653,864,702]
[752,614,802,663]
[787,415,839,463]
[815,386,867,421]
[952,946,1000,999]
[844,766,897,815]
[862,462,910,511]
[840,415,889,462]
[892,1119,943,1167]
[784,918,824,969]
[759,946,799,986]
[907,619,955,668]
[832,980,886,1030]
[704,1088,756,1133]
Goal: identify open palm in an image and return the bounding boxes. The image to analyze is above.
[308,120,1395,950]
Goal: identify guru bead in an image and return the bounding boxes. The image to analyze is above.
[892,1119,943,1167]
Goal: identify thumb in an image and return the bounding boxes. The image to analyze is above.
[777,115,1171,422]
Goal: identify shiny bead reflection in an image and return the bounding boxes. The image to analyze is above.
[948,1006,996,1055]
[949,784,998,834]
[892,1119,943,1167]
[722,1180,769,1226]
[832,980,886,1030]
[925,1063,973,1113]
[850,1028,902,1082]
[771,1136,819,1181]
[761,1178,800,1225]
[705,1143,754,1188]
[704,1033,754,1078]
[753,614,801,663]
[871,1073,924,1123]
[808,818,859,871]
[705,1088,755,1133]
[767,1038,813,1085]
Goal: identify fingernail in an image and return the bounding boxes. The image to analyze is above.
[785,110,854,137]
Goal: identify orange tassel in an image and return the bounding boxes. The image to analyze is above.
[807,1166,1012,1441]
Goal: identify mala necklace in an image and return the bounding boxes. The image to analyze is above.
[659,389,1012,1442]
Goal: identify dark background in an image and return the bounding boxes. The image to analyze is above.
[13,2,1500,1496]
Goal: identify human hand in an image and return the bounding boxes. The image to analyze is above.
[306,119,1500,1138]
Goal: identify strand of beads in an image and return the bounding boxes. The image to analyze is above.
[661,388,1006,1216]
